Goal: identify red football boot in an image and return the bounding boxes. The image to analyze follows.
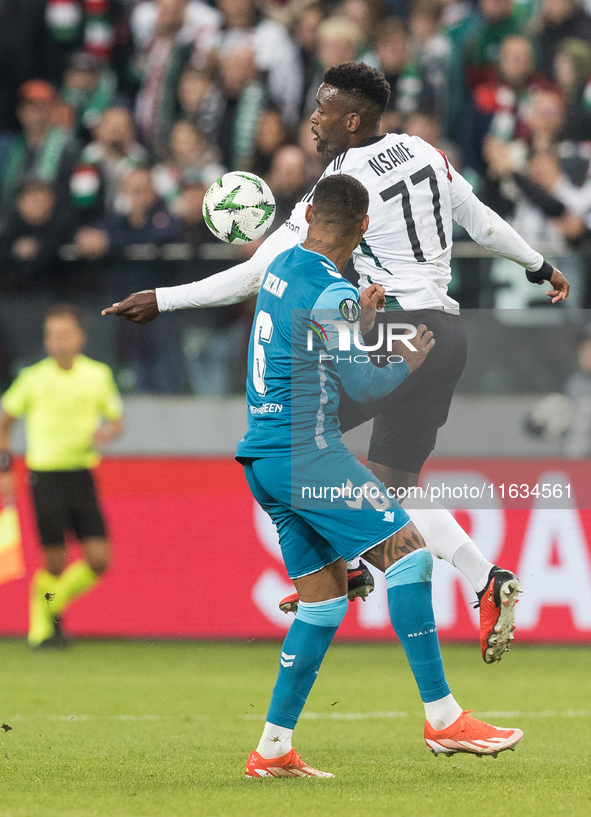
[477,567,522,664]
[245,749,334,778]
[279,560,375,614]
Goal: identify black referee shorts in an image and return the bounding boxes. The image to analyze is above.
[337,309,467,473]
[29,469,107,547]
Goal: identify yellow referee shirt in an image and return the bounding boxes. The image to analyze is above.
[1,355,123,471]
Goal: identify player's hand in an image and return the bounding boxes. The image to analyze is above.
[0,471,15,507]
[360,283,385,311]
[93,426,114,447]
[93,418,124,448]
[101,290,159,323]
[540,268,569,303]
[392,324,435,374]
[359,283,385,335]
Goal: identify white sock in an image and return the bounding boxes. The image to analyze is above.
[347,558,360,569]
[256,722,293,759]
[402,499,493,593]
[424,694,463,731]
[452,542,494,594]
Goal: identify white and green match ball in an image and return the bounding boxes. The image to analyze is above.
[202,171,276,244]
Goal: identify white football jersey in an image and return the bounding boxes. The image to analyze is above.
[286,133,473,313]
[156,132,543,315]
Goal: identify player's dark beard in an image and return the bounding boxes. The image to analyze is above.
[313,132,341,160]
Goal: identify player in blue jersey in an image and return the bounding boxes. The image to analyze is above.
[103,63,571,667]
[237,174,523,778]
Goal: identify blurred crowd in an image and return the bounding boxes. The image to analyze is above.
[1,0,591,392]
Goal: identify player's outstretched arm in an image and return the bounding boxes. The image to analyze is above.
[527,265,569,304]
[452,192,570,303]
[547,269,569,303]
[101,219,301,321]
[102,289,158,323]
[336,325,434,403]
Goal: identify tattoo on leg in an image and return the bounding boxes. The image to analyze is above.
[364,526,425,572]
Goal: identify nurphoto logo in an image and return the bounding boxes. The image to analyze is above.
[306,321,418,355]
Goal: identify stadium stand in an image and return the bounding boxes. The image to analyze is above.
[0,0,590,393]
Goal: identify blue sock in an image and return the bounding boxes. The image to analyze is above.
[266,595,348,729]
[386,550,451,703]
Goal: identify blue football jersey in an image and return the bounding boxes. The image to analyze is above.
[236,244,359,458]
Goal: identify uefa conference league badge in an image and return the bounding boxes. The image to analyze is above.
[339,299,360,323]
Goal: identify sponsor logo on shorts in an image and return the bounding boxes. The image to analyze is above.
[249,403,283,414]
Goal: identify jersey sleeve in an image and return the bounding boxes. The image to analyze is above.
[155,206,306,311]
[445,158,473,209]
[1,369,32,418]
[310,281,410,403]
[309,280,360,350]
[452,192,544,272]
[99,366,124,421]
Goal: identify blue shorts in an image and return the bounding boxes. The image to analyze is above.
[241,444,409,579]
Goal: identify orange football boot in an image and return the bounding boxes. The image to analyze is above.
[245,749,334,778]
[425,710,524,758]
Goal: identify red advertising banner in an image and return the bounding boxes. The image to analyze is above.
[0,458,590,642]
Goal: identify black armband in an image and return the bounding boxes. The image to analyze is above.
[526,260,554,284]
[0,451,13,472]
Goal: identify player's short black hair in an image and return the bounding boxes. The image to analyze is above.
[312,174,369,231]
[45,303,85,330]
[323,62,390,116]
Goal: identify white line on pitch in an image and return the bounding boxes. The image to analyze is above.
[243,709,589,721]
[243,711,408,721]
[5,710,589,724]
[4,714,210,722]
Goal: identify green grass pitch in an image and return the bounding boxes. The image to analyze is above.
[0,640,590,817]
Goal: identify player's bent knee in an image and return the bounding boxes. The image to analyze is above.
[89,553,110,576]
[91,560,109,576]
[386,548,433,587]
[43,545,67,576]
[83,539,110,575]
[295,594,348,628]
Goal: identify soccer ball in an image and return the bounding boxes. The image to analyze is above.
[202,171,276,244]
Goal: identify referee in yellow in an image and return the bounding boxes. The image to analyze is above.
[0,304,123,647]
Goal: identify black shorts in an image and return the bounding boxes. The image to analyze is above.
[29,469,107,547]
[337,309,467,473]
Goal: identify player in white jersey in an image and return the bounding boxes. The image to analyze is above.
[103,62,569,664]
[274,136,475,314]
